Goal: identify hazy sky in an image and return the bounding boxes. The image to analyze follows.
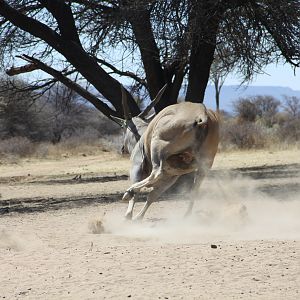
[225,63,299,90]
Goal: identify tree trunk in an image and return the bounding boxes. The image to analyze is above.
[129,9,177,112]
[214,77,220,112]
[185,41,217,103]
[185,1,222,103]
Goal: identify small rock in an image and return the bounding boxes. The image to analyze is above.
[211,244,217,249]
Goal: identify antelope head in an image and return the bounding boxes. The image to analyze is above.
[112,84,167,155]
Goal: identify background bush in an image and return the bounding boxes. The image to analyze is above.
[220,95,300,150]
[0,136,35,158]
[0,78,123,159]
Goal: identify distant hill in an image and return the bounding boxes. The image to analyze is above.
[203,85,300,112]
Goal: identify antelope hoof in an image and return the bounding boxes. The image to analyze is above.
[132,215,144,222]
[122,189,135,202]
[183,209,194,219]
[124,212,133,220]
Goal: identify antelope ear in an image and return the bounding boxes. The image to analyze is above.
[121,85,131,121]
[138,84,167,118]
[110,116,127,128]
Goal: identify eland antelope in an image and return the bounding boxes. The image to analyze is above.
[119,87,219,220]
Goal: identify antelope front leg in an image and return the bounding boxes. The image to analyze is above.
[122,167,164,202]
[122,168,164,219]
[184,198,195,218]
[133,175,179,221]
[124,195,137,220]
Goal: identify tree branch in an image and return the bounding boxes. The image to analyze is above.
[38,0,81,45]
[67,0,116,12]
[6,63,39,76]
[96,57,147,88]
[251,1,300,67]
[8,55,119,122]
[127,6,166,107]
[0,0,66,52]
[221,0,252,10]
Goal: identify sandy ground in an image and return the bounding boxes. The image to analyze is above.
[0,149,300,299]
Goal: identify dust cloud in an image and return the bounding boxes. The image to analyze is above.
[0,228,44,251]
[91,171,300,243]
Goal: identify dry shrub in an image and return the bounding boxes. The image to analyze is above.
[277,118,300,143]
[220,120,267,150]
[233,98,258,122]
[222,95,299,150]
[99,134,124,153]
[0,137,36,158]
[233,96,280,126]
[283,96,300,118]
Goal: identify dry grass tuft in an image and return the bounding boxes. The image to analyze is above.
[88,219,106,234]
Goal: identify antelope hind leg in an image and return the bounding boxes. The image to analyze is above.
[184,171,205,218]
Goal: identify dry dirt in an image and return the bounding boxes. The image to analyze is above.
[0,149,300,299]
